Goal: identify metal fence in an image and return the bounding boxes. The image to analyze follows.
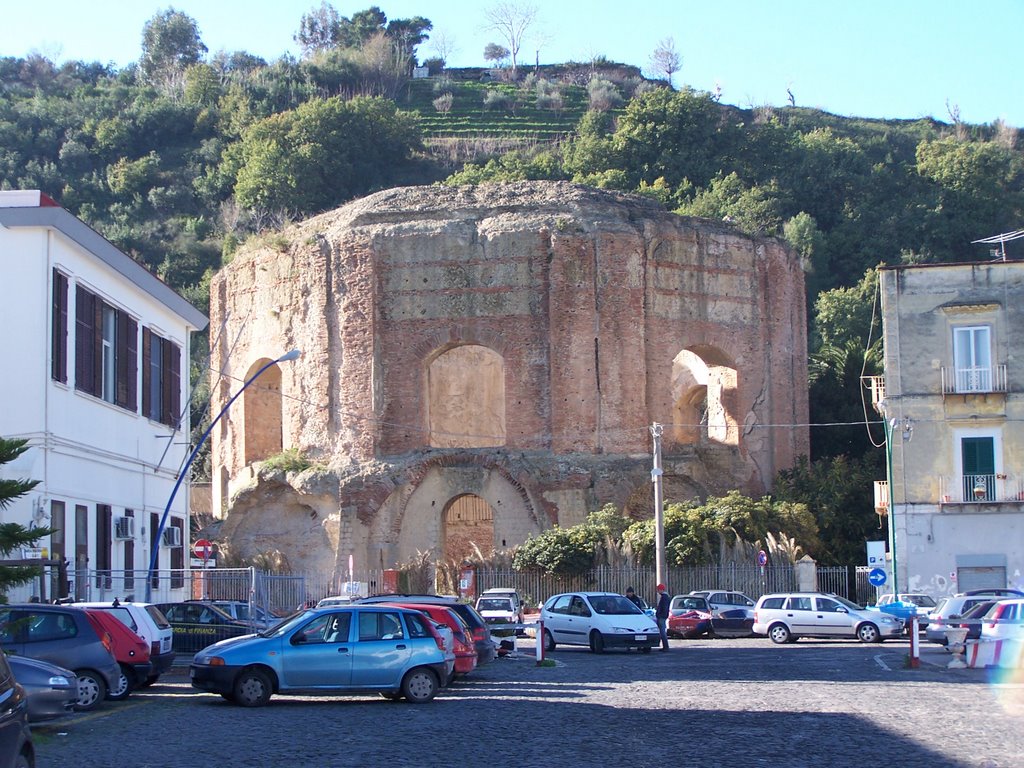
[5,562,854,614]
[474,563,806,608]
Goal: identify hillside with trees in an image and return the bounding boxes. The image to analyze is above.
[2,4,1022,565]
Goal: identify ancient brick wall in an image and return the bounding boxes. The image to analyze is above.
[209,182,808,577]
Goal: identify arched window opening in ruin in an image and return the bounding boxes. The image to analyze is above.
[242,358,284,464]
[670,347,739,447]
[427,344,505,448]
[442,494,495,562]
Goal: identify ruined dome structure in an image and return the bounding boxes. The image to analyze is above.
[209,181,808,579]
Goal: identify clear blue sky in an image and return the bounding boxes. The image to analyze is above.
[2,0,1022,126]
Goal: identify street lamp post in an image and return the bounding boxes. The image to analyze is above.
[145,349,301,602]
[883,416,899,597]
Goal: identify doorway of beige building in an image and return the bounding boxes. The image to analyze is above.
[442,494,495,561]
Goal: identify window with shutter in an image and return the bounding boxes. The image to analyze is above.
[51,269,68,383]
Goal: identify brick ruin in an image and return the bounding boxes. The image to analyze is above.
[208,181,809,580]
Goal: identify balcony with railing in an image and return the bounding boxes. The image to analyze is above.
[941,364,1008,397]
[940,473,1024,504]
[863,375,886,415]
[873,480,889,515]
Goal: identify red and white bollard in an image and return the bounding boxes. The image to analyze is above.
[909,614,920,668]
[536,619,544,665]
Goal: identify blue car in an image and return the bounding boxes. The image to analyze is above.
[190,605,449,706]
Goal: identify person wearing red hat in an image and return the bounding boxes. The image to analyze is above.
[655,583,670,651]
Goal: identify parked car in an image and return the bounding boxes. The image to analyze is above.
[478,588,525,621]
[82,609,151,700]
[540,592,660,653]
[383,603,477,679]
[317,595,356,608]
[155,601,254,654]
[8,655,77,723]
[73,600,175,686]
[667,595,712,639]
[689,590,756,619]
[925,592,1014,645]
[357,595,497,665]
[964,588,1024,598]
[977,599,1024,642]
[199,600,281,631]
[190,605,450,706]
[0,648,34,768]
[954,600,1000,641]
[752,592,903,643]
[875,593,938,628]
[0,604,120,711]
[475,594,521,635]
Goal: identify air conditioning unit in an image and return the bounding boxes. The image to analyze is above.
[161,527,182,547]
[114,517,135,540]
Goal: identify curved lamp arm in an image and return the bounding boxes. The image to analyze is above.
[145,349,300,601]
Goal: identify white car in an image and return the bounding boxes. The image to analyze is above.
[540,592,660,653]
[978,599,1024,641]
[73,599,175,685]
[753,592,903,643]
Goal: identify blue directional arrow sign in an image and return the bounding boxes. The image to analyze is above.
[868,567,887,587]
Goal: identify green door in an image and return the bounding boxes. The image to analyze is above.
[961,437,995,501]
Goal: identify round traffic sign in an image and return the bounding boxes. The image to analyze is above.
[868,567,887,586]
[193,538,214,559]
[757,550,768,566]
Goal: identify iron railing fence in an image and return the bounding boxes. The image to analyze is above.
[474,563,810,607]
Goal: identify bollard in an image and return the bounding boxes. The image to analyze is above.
[909,614,920,668]
[536,619,544,665]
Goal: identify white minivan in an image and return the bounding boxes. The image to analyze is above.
[540,591,660,653]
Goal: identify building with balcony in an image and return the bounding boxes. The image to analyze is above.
[0,191,208,601]
[868,259,1024,597]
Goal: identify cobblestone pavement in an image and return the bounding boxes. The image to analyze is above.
[31,636,1024,768]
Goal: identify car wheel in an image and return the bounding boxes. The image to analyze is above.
[74,669,107,711]
[107,664,134,701]
[767,623,791,644]
[233,668,273,707]
[543,628,556,652]
[857,622,881,643]
[401,668,438,703]
[589,630,605,654]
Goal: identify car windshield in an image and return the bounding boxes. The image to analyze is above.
[477,598,513,611]
[832,595,864,611]
[905,595,937,609]
[671,597,707,611]
[588,595,642,615]
[261,609,311,637]
[932,598,948,615]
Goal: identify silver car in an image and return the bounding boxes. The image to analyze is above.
[8,655,77,723]
[753,592,903,643]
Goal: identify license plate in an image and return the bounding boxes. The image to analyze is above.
[634,634,647,641]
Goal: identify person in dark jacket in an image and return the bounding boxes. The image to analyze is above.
[655,583,671,651]
[625,586,645,610]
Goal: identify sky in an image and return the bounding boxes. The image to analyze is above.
[1,0,1022,126]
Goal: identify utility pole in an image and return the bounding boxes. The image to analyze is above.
[650,423,666,587]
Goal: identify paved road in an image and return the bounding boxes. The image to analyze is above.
[32,636,1023,768]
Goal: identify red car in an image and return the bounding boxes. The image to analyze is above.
[667,595,712,639]
[83,609,152,701]
[384,603,478,679]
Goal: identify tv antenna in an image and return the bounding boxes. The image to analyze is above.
[971,228,1024,260]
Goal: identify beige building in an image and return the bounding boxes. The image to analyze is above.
[208,182,809,580]
[872,259,1024,597]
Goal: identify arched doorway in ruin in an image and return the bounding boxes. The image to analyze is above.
[442,493,496,562]
[670,346,739,448]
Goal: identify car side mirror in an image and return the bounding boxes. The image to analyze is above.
[837,607,848,614]
[291,633,308,645]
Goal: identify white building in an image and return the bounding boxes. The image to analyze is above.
[869,259,1024,597]
[0,191,207,602]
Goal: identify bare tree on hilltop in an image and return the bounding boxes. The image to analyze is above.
[482,2,538,75]
[649,37,681,88]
